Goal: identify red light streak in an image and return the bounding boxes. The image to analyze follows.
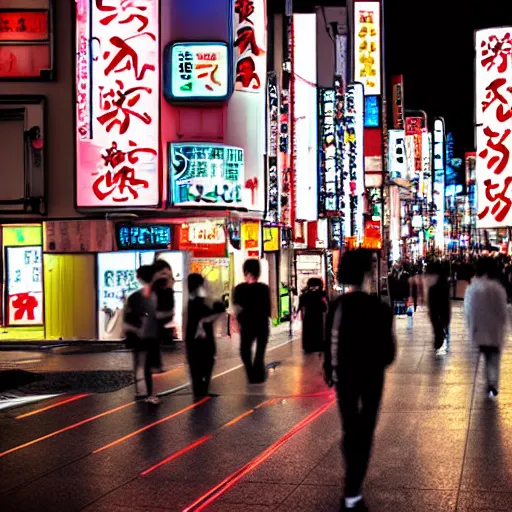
[182,399,335,511]
[140,435,213,476]
[0,401,136,459]
[93,397,210,454]
[16,394,91,420]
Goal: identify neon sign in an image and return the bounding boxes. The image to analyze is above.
[116,225,171,251]
[266,71,280,223]
[170,143,244,208]
[75,0,159,208]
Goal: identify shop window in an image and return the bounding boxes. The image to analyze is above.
[0,96,46,214]
[0,0,53,80]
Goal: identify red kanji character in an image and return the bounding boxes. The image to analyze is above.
[93,166,149,202]
[97,80,152,134]
[235,26,263,56]
[96,0,149,32]
[236,56,260,89]
[235,0,255,24]
[479,126,511,175]
[480,33,512,73]
[196,63,222,91]
[11,293,38,321]
[103,33,156,80]
[483,78,512,122]
[478,176,512,222]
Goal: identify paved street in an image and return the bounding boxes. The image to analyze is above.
[1,304,512,511]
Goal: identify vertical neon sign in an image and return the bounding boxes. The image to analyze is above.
[433,118,446,250]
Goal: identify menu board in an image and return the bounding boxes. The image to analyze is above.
[6,246,43,325]
[116,224,171,251]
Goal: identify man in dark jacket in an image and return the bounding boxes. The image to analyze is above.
[324,249,395,512]
[427,262,451,354]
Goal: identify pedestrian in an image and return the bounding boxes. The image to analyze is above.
[233,259,271,384]
[427,262,451,355]
[324,249,396,512]
[298,277,327,353]
[152,259,176,371]
[185,274,225,399]
[123,265,160,405]
[464,258,508,398]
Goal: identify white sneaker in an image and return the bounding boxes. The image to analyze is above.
[145,396,161,405]
[436,347,447,356]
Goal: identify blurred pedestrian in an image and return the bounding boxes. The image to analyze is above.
[427,262,451,355]
[152,259,176,371]
[299,277,327,353]
[233,259,271,383]
[464,258,508,398]
[185,274,225,399]
[324,249,396,511]
[123,265,160,405]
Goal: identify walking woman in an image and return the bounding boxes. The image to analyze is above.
[299,277,327,353]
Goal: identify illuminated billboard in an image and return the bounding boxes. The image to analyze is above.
[475,27,512,228]
[433,118,446,249]
[116,225,171,251]
[354,1,381,95]
[169,143,244,208]
[75,0,159,208]
[388,130,407,180]
[164,42,230,101]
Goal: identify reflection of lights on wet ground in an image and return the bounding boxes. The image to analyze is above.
[0,394,60,412]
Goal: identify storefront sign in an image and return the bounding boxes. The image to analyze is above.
[392,75,405,130]
[354,1,381,95]
[164,42,230,101]
[6,246,43,326]
[421,132,432,200]
[177,221,226,258]
[44,220,114,253]
[263,227,279,252]
[234,0,266,92]
[116,224,171,251]
[169,143,244,207]
[242,221,260,257]
[475,27,512,228]
[76,0,159,207]
[363,219,382,249]
[266,71,280,223]
[388,129,407,180]
[364,96,379,127]
[406,117,423,173]
[319,89,340,215]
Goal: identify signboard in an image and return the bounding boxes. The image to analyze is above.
[354,1,381,95]
[475,27,512,228]
[406,117,423,172]
[6,246,43,326]
[242,221,260,257]
[263,226,279,252]
[44,220,114,253]
[234,0,266,92]
[116,225,171,251]
[164,42,230,101]
[169,143,244,208]
[433,118,446,249]
[363,220,382,249]
[392,75,405,130]
[388,130,407,180]
[364,96,379,127]
[76,0,159,207]
[177,221,226,257]
[266,71,280,223]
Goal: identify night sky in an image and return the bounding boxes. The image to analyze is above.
[384,0,505,158]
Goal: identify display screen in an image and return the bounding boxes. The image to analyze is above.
[165,42,230,101]
[6,246,43,326]
[116,225,171,251]
[169,143,244,207]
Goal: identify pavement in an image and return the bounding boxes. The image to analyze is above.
[1,303,512,511]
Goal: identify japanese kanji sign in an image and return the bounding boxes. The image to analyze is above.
[76,0,159,208]
[116,224,171,250]
[476,28,512,228]
[388,129,407,180]
[354,1,381,95]
[169,143,244,208]
[165,42,230,101]
[233,0,266,93]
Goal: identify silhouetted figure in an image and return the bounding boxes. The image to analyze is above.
[185,274,225,398]
[233,259,271,383]
[427,262,451,354]
[324,249,396,512]
[299,277,327,353]
[465,258,508,398]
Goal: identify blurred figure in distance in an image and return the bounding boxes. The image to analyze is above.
[299,277,327,353]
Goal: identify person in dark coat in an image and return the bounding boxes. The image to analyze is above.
[324,249,396,512]
[427,262,452,353]
[185,273,225,399]
[299,277,327,353]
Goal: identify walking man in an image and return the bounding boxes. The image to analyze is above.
[465,258,508,398]
[324,249,396,511]
[233,259,271,383]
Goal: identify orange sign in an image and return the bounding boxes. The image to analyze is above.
[363,220,382,249]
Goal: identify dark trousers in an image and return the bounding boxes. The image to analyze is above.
[240,324,269,383]
[336,373,384,498]
[188,349,215,397]
[431,315,448,349]
[133,348,154,397]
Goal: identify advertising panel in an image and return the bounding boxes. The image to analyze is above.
[406,116,423,172]
[169,143,244,208]
[392,75,405,130]
[388,130,407,180]
[354,1,381,95]
[433,118,446,248]
[164,42,230,101]
[177,220,226,258]
[44,220,114,253]
[116,225,171,251]
[475,27,512,228]
[76,0,159,207]
[266,71,280,223]
[6,246,43,326]
[364,96,379,127]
